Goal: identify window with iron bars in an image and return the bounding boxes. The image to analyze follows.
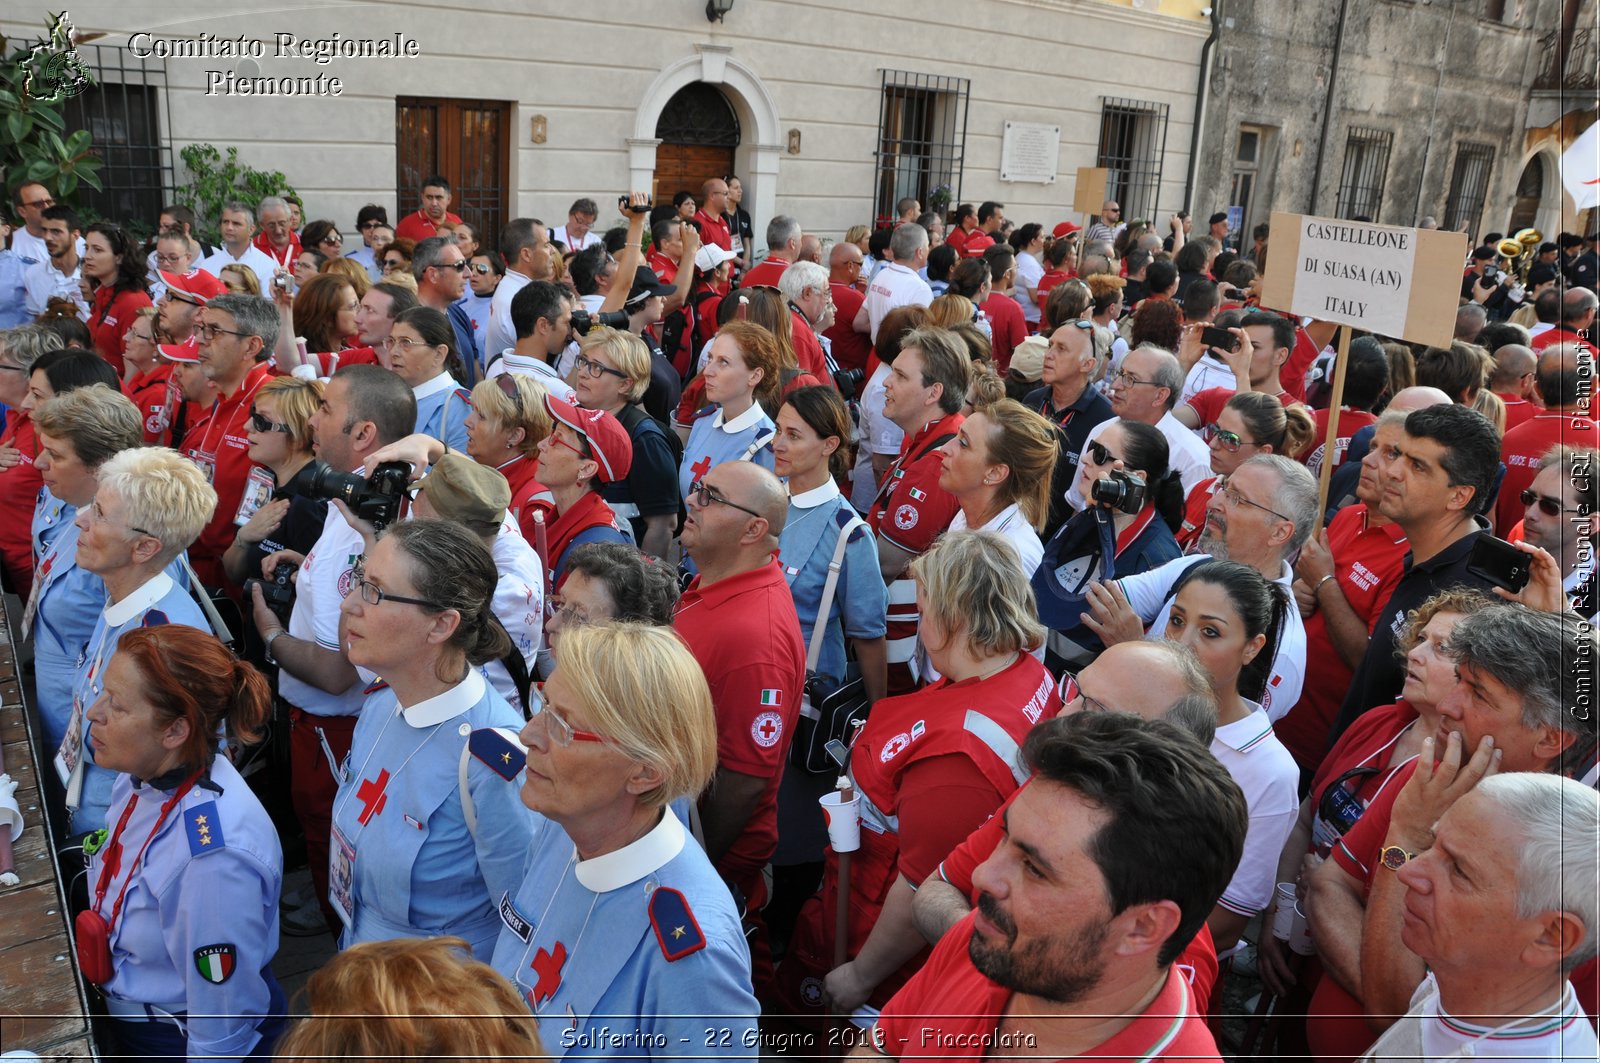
[55,41,174,240]
[1442,143,1495,238]
[1336,127,1393,222]
[1096,98,1170,224]
[873,71,969,229]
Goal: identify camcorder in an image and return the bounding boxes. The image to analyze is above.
[1090,469,1147,515]
[570,308,631,335]
[245,560,298,625]
[306,460,411,531]
[617,195,654,216]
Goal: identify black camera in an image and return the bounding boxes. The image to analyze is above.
[617,195,654,216]
[1481,266,1501,284]
[1090,469,1147,515]
[306,460,411,532]
[569,308,631,336]
[833,366,866,402]
[245,560,298,625]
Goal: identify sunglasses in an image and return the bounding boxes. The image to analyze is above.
[495,373,525,419]
[1521,488,1584,517]
[249,409,291,434]
[435,260,469,273]
[1087,440,1121,466]
[468,263,493,275]
[1201,423,1249,452]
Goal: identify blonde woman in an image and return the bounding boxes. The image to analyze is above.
[936,397,1058,577]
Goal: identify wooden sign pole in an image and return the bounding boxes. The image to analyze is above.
[1315,327,1353,518]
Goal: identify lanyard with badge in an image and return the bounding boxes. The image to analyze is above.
[326,706,448,929]
[234,467,277,526]
[55,615,125,808]
[75,771,200,984]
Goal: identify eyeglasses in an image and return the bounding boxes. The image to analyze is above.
[381,336,435,353]
[1202,423,1251,452]
[155,252,188,266]
[530,702,608,748]
[1217,478,1292,523]
[1060,673,1115,715]
[87,498,154,538]
[261,219,291,230]
[574,354,629,381]
[688,478,764,520]
[195,322,247,341]
[547,431,590,461]
[1521,488,1584,517]
[22,197,55,210]
[355,577,445,611]
[249,409,292,434]
[124,330,154,343]
[1111,370,1160,389]
[495,373,525,419]
[1086,440,1121,466]
[548,596,589,628]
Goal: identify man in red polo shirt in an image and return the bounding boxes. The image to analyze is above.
[394,174,464,243]
[857,712,1243,1062]
[825,241,873,373]
[978,246,1028,372]
[692,178,733,252]
[1531,287,1597,354]
[180,292,275,590]
[251,196,301,275]
[742,215,802,288]
[1496,342,1600,535]
[1489,342,1539,431]
[867,326,971,693]
[675,460,806,914]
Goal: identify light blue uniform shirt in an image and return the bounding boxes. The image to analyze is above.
[0,249,28,328]
[32,518,105,753]
[31,486,72,557]
[777,480,887,683]
[330,670,534,960]
[491,808,759,1060]
[90,755,282,1061]
[678,402,775,502]
[413,372,471,454]
[70,570,209,836]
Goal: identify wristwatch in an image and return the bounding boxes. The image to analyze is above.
[1380,845,1414,871]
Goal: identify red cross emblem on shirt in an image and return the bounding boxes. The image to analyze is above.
[758,717,779,741]
[530,941,568,1004]
[690,454,713,481]
[356,769,390,826]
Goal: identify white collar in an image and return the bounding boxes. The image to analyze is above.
[400,669,487,728]
[790,479,841,509]
[413,372,456,401]
[1212,701,1273,752]
[104,571,175,626]
[714,402,766,433]
[573,807,687,892]
[980,501,1026,532]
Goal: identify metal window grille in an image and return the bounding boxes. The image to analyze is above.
[1096,98,1170,222]
[52,41,174,237]
[655,83,741,147]
[1336,127,1393,222]
[1443,144,1496,237]
[873,70,969,229]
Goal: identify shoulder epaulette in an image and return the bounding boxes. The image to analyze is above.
[648,886,706,962]
[469,726,526,781]
[185,801,226,857]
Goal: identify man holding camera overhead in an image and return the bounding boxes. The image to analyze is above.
[248,363,416,935]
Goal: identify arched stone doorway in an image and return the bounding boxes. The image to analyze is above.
[1507,154,1544,233]
[653,83,740,212]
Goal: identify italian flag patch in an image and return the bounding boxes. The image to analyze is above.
[908,487,926,501]
[194,943,237,984]
[760,689,782,706]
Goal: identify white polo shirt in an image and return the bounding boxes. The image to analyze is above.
[858,262,932,342]
[1209,701,1299,929]
[201,243,280,290]
[278,502,368,717]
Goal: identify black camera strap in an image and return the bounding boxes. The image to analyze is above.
[487,613,534,719]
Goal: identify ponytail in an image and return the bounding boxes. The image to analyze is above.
[227,659,273,748]
[1280,403,1316,461]
[1150,469,1187,535]
[1240,582,1289,704]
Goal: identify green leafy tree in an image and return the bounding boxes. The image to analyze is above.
[173,144,299,246]
[0,13,104,203]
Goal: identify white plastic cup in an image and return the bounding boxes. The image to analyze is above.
[1271,882,1297,942]
[1289,899,1317,956]
[820,791,862,854]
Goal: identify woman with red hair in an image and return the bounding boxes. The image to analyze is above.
[79,624,286,1061]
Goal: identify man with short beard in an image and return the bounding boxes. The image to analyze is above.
[856,712,1244,1062]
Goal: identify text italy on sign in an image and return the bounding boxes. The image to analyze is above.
[1259,211,1466,348]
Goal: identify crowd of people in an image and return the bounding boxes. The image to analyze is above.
[2,169,1599,1062]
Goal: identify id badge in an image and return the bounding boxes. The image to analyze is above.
[329,822,357,929]
[234,466,276,526]
[54,698,83,786]
[192,450,217,485]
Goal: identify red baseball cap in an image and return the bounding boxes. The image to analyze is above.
[158,268,227,305]
[1052,221,1082,239]
[543,394,633,484]
[158,335,200,364]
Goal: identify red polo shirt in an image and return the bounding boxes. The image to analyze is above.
[945,227,973,257]
[1177,476,1219,551]
[251,231,301,273]
[692,209,732,252]
[1496,412,1600,535]
[0,412,41,598]
[1302,407,1377,475]
[87,286,152,376]
[646,249,679,285]
[123,363,183,445]
[825,282,872,372]
[790,312,833,382]
[874,916,1221,1062]
[1275,504,1408,770]
[740,256,791,289]
[1532,326,1597,354]
[674,559,806,899]
[1496,392,1536,432]
[980,293,1027,373]
[499,454,554,545]
[868,413,964,555]
[1283,325,1321,404]
[393,209,462,244]
[180,362,272,590]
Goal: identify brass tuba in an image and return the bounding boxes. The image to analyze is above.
[1499,228,1544,285]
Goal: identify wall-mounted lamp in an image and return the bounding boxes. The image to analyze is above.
[706,0,734,22]
[787,128,802,154]
[530,114,548,144]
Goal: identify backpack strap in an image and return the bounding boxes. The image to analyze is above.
[802,510,867,673]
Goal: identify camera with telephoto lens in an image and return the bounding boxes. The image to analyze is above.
[305,460,412,532]
[568,308,631,336]
[245,561,298,625]
[1090,469,1147,515]
[833,366,866,402]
